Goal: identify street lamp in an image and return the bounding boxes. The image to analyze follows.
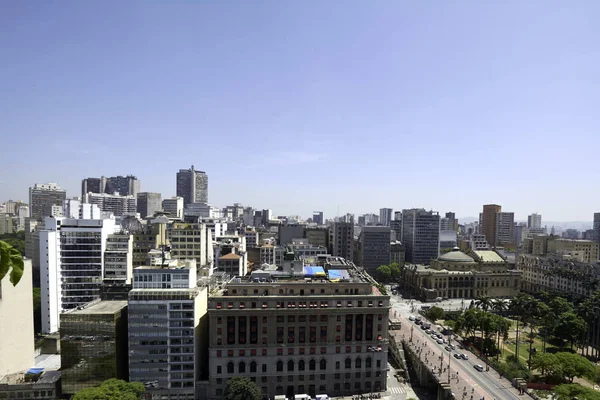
[367,345,381,399]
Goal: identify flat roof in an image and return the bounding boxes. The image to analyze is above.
[473,251,505,263]
[66,300,127,315]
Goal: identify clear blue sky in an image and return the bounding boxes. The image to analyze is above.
[1,1,599,221]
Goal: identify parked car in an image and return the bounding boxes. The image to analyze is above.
[445,345,453,351]
[460,354,469,360]
[437,339,444,344]
[474,364,484,372]
[408,315,415,321]
[435,297,443,302]
[453,353,462,359]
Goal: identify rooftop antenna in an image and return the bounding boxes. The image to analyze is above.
[337,204,339,218]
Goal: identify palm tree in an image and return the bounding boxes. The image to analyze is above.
[524,298,543,370]
[475,296,493,312]
[509,293,530,376]
[492,299,508,316]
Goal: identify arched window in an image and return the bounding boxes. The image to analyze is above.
[345,358,352,369]
[250,361,257,373]
[299,360,305,371]
[309,359,316,371]
[239,362,246,373]
[277,360,283,372]
[320,359,326,370]
[227,362,234,374]
[288,360,294,372]
[366,357,372,368]
[355,357,362,368]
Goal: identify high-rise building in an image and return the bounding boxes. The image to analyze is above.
[128,261,208,399]
[0,258,34,379]
[312,211,324,225]
[593,213,600,244]
[85,192,136,216]
[103,233,133,284]
[176,166,208,206]
[207,268,390,399]
[131,220,169,267]
[60,300,129,395]
[480,204,502,248]
[162,197,184,220]
[305,227,329,249]
[40,217,116,334]
[495,212,515,246]
[137,192,162,218]
[167,222,208,269]
[360,226,391,273]
[330,221,354,262]
[527,213,542,229]
[379,208,393,227]
[390,213,402,242]
[402,209,440,265]
[278,224,306,246]
[82,175,140,198]
[29,183,67,220]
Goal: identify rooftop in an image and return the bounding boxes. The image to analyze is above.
[473,250,505,263]
[220,253,242,260]
[64,300,127,315]
[437,248,475,263]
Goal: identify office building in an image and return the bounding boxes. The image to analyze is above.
[85,192,136,216]
[207,266,390,399]
[0,214,13,235]
[81,175,140,198]
[312,211,324,225]
[495,212,515,246]
[0,258,34,379]
[521,236,599,263]
[223,203,244,221]
[0,371,61,400]
[60,300,128,395]
[184,203,222,220]
[390,214,402,243]
[137,192,162,218]
[402,209,440,265]
[439,230,458,250]
[176,166,208,206]
[305,227,329,249]
[378,208,393,227]
[360,226,391,273]
[131,220,169,267]
[402,249,520,301]
[259,242,283,266]
[279,224,306,246]
[40,217,116,334]
[128,261,208,400]
[62,199,101,219]
[480,204,502,248]
[167,222,208,270]
[288,238,328,260]
[163,197,184,220]
[104,233,133,284]
[330,221,354,262]
[390,241,405,265]
[527,213,542,229]
[213,234,248,277]
[594,213,600,244]
[29,183,67,220]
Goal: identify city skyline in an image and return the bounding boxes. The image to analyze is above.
[2,2,600,221]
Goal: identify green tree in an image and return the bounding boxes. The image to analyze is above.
[33,287,41,334]
[73,379,144,400]
[531,353,560,378]
[388,262,401,280]
[426,306,445,322]
[474,296,493,312]
[225,376,262,400]
[0,240,24,286]
[554,383,600,400]
[0,231,25,255]
[554,352,597,383]
[375,265,392,283]
[554,312,588,349]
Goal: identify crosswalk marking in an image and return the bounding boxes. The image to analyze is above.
[386,387,406,394]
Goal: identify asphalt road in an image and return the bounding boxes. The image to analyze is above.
[389,295,524,400]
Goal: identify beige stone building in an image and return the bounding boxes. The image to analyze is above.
[401,248,521,301]
[0,259,34,379]
[522,236,599,263]
[207,268,390,399]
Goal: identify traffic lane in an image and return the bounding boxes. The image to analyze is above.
[412,321,520,400]
[397,317,492,400]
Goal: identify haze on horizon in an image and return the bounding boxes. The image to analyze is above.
[1,1,599,222]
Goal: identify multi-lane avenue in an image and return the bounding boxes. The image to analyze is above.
[389,294,526,400]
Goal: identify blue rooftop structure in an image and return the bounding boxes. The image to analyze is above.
[303,266,326,276]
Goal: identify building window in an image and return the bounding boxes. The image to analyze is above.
[345,358,352,369]
[227,362,234,374]
[217,366,222,374]
[309,359,316,371]
[299,360,305,371]
[277,361,283,372]
[239,362,246,373]
[288,360,295,372]
[356,357,362,368]
[250,361,257,373]
[320,359,327,370]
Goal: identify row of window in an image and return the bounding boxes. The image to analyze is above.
[215,300,384,309]
[216,344,382,357]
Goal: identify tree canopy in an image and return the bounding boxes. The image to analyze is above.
[554,383,600,400]
[72,379,144,400]
[0,231,25,256]
[225,377,262,400]
[426,306,445,322]
[0,240,24,286]
[375,265,392,283]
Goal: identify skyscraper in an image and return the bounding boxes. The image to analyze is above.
[85,192,137,216]
[379,208,393,226]
[480,204,502,248]
[312,211,324,225]
[527,213,542,229]
[137,192,162,218]
[390,212,402,242]
[29,183,67,220]
[594,213,600,243]
[82,175,140,198]
[162,197,184,219]
[360,226,391,273]
[330,221,354,261]
[495,212,515,245]
[176,165,208,206]
[402,209,440,264]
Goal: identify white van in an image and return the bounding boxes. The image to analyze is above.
[316,395,330,400]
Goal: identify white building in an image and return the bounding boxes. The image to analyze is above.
[527,213,542,229]
[470,234,490,250]
[103,233,133,284]
[288,238,328,259]
[162,197,184,220]
[40,217,116,334]
[63,199,101,219]
[128,260,208,400]
[84,192,136,216]
[184,203,223,219]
